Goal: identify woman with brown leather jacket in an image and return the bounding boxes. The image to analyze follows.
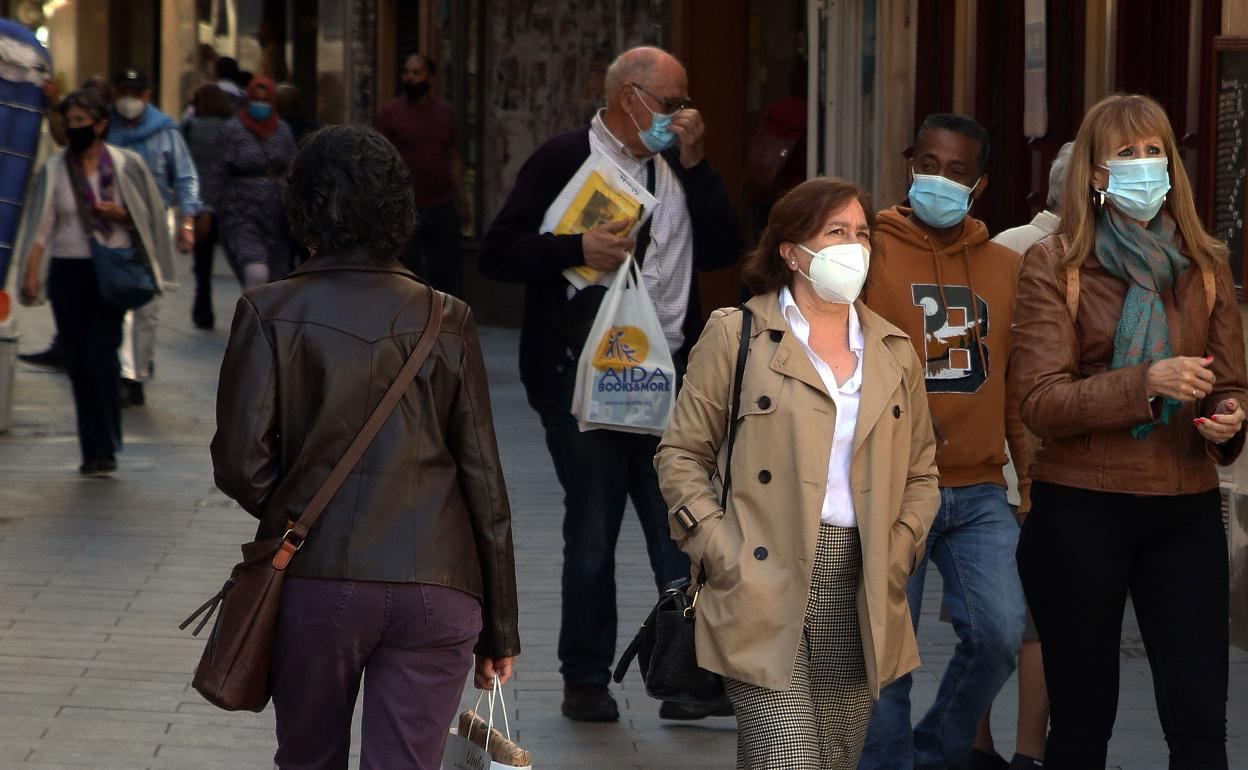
[210,125,519,769]
[1010,94,1246,770]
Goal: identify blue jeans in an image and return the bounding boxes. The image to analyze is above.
[858,483,1026,769]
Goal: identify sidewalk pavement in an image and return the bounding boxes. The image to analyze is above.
[0,269,1243,769]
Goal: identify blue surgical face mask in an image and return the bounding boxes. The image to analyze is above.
[1099,158,1170,222]
[247,101,273,121]
[628,85,678,154]
[908,172,980,229]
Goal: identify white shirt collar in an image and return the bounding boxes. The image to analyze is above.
[591,109,651,163]
[780,286,864,353]
[779,286,865,394]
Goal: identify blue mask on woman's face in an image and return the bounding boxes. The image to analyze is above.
[628,85,678,154]
[247,101,273,121]
[907,172,980,229]
[1099,158,1170,222]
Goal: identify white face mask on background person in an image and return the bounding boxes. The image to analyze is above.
[115,96,145,120]
[795,242,870,305]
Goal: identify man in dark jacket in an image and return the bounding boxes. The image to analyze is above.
[479,45,742,723]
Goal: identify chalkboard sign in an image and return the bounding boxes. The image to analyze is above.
[1209,38,1248,288]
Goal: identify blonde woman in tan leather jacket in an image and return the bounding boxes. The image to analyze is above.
[1011,94,1247,770]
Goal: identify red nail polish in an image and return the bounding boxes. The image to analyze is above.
[1211,415,1221,422]
[1195,418,1208,425]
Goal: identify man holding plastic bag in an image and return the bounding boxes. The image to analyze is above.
[479,46,741,723]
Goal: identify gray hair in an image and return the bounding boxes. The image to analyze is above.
[604,46,666,99]
[1047,141,1074,210]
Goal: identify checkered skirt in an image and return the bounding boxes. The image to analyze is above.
[723,524,872,769]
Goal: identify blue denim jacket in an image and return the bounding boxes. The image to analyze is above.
[108,105,202,216]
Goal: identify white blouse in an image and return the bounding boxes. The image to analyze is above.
[779,287,864,527]
[34,166,133,258]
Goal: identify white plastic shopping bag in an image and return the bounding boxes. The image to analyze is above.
[442,678,532,769]
[570,254,676,435]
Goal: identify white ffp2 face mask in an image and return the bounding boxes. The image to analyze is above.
[796,242,870,304]
[115,96,145,120]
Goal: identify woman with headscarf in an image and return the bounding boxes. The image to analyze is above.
[203,75,296,289]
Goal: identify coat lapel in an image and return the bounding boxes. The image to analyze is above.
[744,293,830,397]
[852,302,904,456]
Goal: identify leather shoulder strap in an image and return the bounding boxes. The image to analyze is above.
[1058,235,1079,323]
[1202,264,1217,319]
[719,307,753,509]
[288,290,444,541]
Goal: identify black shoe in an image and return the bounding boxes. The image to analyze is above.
[18,346,64,372]
[192,306,214,330]
[1009,755,1043,769]
[955,749,1010,770]
[561,683,619,722]
[658,698,735,720]
[120,379,145,407]
[79,458,117,477]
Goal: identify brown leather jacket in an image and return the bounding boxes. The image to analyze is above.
[1010,234,1248,495]
[211,255,520,658]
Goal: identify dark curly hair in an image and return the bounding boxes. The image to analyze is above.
[284,124,416,262]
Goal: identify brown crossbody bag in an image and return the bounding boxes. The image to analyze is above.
[180,290,444,712]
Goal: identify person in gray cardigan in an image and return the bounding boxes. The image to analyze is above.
[15,90,172,476]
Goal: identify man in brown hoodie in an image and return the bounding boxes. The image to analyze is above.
[858,113,1030,770]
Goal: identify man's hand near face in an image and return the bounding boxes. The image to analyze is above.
[668,108,705,168]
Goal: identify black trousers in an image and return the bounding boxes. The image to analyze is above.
[1017,482,1228,770]
[46,258,124,464]
[537,367,690,685]
[401,204,462,298]
[192,214,218,326]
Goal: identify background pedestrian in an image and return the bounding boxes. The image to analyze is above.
[14,90,171,475]
[203,75,295,290]
[182,83,234,329]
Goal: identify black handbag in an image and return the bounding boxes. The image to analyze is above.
[613,306,753,705]
[91,238,158,310]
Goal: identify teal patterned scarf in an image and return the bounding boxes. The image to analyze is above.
[1093,208,1188,438]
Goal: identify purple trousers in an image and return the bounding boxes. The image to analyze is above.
[271,577,482,769]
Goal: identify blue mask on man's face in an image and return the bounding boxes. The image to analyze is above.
[628,85,678,154]
[908,172,980,229]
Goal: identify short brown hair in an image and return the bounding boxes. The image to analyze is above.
[741,177,876,296]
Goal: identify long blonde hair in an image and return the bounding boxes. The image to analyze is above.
[1058,93,1226,270]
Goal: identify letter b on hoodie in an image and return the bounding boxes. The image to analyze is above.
[911,283,989,394]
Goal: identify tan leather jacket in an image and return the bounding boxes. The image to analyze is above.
[211,254,520,658]
[1010,235,1248,495]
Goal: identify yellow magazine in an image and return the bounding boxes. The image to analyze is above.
[541,149,657,290]
[555,171,643,286]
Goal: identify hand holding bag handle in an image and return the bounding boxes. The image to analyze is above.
[182,287,444,712]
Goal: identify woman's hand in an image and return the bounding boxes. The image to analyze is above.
[1195,398,1245,445]
[1146,356,1215,402]
[474,655,516,689]
[94,202,130,224]
[21,264,41,303]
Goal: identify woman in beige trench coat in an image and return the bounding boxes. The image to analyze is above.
[655,177,940,769]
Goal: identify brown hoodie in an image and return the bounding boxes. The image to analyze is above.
[863,206,1031,508]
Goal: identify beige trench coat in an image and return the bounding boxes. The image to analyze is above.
[655,291,940,697]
